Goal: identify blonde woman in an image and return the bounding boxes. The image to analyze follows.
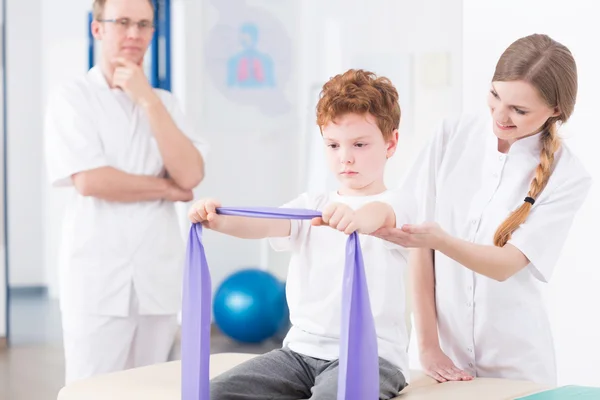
[372,33,592,386]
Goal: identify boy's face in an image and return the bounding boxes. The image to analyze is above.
[322,113,398,196]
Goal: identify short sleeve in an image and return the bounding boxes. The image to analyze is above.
[43,85,109,187]
[268,193,311,252]
[382,118,452,251]
[508,173,592,283]
[388,187,418,228]
[377,188,417,251]
[164,92,210,161]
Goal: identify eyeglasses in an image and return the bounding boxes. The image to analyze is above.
[98,18,155,33]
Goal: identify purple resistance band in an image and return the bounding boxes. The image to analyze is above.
[181,207,379,400]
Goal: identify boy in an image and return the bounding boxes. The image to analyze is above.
[189,69,414,399]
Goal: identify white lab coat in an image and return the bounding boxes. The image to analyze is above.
[44,66,210,382]
[405,113,591,386]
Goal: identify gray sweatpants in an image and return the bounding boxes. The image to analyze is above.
[210,347,407,400]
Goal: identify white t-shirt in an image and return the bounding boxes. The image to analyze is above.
[404,112,592,385]
[44,66,210,317]
[269,189,416,382]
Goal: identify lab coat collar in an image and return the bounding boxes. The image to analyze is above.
[88,65,112,90]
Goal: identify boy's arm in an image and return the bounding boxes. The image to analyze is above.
[355,201,397,231]
[191,195,309,240]
[205,216,291,239]
[310,201,397,234]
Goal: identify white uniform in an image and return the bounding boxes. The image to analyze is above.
[43,66,210,383]
[269,190,416,383]
[408,113,592,385]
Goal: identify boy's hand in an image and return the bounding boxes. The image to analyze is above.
[312,201,393,235]
[188,198,223,229]
[352,206,387,234]
[312,202,364,235]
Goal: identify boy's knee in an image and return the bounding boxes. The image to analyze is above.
[209,376,231,400]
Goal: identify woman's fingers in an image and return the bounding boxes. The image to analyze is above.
[370,227,394,239]
[452,367,474,380]
[427,369,448,383]
[440,367,463,381]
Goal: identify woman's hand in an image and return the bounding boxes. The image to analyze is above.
[420,347,474,383]
[370,222,448,249]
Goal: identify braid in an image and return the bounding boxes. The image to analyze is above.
[493,123,561,247]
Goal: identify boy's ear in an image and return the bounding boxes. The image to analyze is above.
[386,129,399,159]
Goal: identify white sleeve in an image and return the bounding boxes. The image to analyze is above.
[379,188,418,251]
[268,193,311,252]
[379,119,451,252]
[43,85,109,187]
[508,172,592,283]
[389,187,418,228]
[165,92,210,161]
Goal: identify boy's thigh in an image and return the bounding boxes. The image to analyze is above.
[210,348,315,400]
[309,357,407,400]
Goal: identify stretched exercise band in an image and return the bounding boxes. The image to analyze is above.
[181,207,379,400]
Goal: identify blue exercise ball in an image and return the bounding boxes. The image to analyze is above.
[213,268,289,343]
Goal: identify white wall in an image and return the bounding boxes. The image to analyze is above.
[6,0,44,288]
[463,0,599,386]
[293,0,463,192]
[341,0,463,188]
[173,0,302,287]
[41,0,90,298]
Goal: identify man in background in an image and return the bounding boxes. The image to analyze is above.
[44,0,209,383]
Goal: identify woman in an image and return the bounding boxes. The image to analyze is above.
[373,33,592,386]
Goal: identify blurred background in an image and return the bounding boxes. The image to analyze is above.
[0,0,598,398]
